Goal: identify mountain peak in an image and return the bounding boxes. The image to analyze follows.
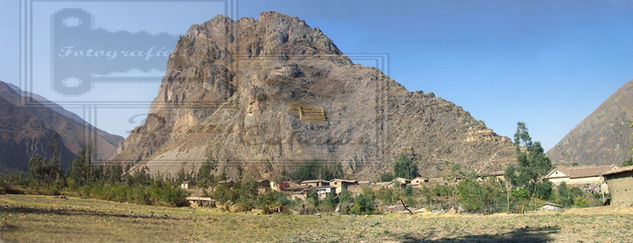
[548,79,633,165]
[112,12,516,180]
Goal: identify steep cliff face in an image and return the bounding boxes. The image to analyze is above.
[111,12,516,179]
[0,81,124,173]
[548,80,633,165]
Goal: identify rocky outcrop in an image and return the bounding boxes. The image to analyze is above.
[111,12,516,179]
[0,81,124,173]
[548,79,633,165]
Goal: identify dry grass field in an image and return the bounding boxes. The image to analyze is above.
[1,194,632,242]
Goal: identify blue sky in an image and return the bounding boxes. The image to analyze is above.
[1,0,633,151]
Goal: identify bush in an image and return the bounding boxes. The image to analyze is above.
[380,173,394,182]
[256,191,291,213]
[457,178,503,214]
[350,187,375,215]
[377,187,395,205]
[557,182,572,207]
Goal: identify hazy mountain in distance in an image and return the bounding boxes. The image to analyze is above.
[547,79,633,165]
[0,81,124,173]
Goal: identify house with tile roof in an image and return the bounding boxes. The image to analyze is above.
[543,165,618,185]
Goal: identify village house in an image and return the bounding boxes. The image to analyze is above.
[218,179,235,187]
[329,179,358,194]
[603,165,633,205]
[300,180,329,188]
[313,186,334,199]
[180,181,190,190]
[256,179,270,193]
[394,177,411,186]
[411,177,429,186]
[543,165,618,185]
[477,170,505,182]
[270,181,281,192]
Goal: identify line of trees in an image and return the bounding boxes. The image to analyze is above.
[1,133,189,207]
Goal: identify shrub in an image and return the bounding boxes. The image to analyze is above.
[457,178,503,214]
[380,173,394,182]
[350,187,375,215]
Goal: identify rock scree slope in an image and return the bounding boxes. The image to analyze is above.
[111,12,516,179]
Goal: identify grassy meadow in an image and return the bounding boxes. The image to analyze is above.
[1,194,632,242]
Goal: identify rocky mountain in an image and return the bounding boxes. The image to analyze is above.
[547,79,633,165]
[0,81,124,173]
[111,12,517,180]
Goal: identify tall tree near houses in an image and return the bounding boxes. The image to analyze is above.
[68,146,93,187]
[505,122,553,199]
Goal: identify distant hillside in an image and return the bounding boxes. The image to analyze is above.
[0,81,124,173]
[547,79,633,165]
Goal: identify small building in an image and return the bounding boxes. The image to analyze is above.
[180,181,190,189]
[411,177,429,186]
[540,202,562,211]
[393,177,411,186]
[603,165,633,205]
[330,179,358,194]
[186,197,215,207]
[218,179,235,187]
[543,165,618,185]
[300,180,330,188]
[270,181,281,192]
[313,186,334,199]
[358,181,370,186]
[256,179,271,193]
[477,171,505,182]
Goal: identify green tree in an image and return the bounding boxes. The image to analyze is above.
[350,187,376,215]
[457,178,504,214]
[196,151,217,188]
[505,122,553,199]
[379,172,394,182]
[68,146,92,187]
[557,182,572,207]
[48,133,65,181]
[338,187,353,214]
[288,160,343,181]
[393,154,419,179]
[27,154,45,183]
[27,133,66,185]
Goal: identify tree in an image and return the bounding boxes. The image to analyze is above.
[458,178,503,214]
[393,154,419,179]
[505,122,553,200]
[27,133,65,185]
[27,154,45,183]
[47,133,65,183]
[68,146,92,187]
[379,173,394,182]
[288,160,343,181]
[350,187,376,215]
[557,182,572,207]
[196,150,217,188]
